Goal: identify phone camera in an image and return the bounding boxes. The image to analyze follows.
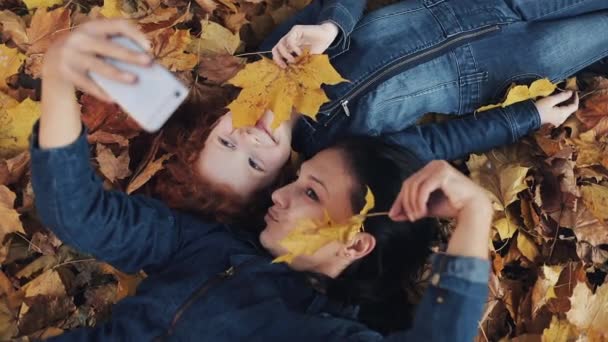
[174,91,181,98]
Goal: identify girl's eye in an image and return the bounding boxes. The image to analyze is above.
[219,137,235,149]
[249,158,264,172]
[305,188,319,202]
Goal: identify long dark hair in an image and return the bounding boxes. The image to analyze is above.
[320,136,440,334]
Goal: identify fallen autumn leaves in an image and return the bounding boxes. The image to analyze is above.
[1,0,608,340]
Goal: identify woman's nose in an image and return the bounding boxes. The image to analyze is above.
[240,128,261,145]
[271,186,289,209]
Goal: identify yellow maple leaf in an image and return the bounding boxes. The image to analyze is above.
[477,78,558,112]
[273,187,374,264]
[0,45,26,90]
[516,231,539,262]
[228,53,346,130]
[100,0,124,18]
[21,0,63,9]
[0,98,41,158]
[187,19,241,56]
[542,316,578,342]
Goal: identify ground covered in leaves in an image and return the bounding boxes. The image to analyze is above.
[1,0,608,340]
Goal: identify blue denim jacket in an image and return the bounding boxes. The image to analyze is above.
[260,0,608,157]
[31,124,490,341]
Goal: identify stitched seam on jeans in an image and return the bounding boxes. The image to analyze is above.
[375,80,458,107]
[504,107,518,142]
[532,0,588,21]
[353,7,424,32]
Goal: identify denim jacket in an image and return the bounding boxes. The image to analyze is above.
[260,0,608,157]
[31,123,490,341]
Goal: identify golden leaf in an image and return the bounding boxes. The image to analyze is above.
[126,153,173,194]
[151,28,198,72]
[477,78,558,112]
[21,0,63,10]
[566,282,608,338]
[516,231,539,262]
[531,265,564,315]
[0,98,41,158]
[273,187,374,264]
[0,185,24,243]
[99,263,145,301]
[0,45,25,90]
[187,19,241,56]
[100,0,124,18]
[542,316,578,342]
[492,216,518,240]
[580,184,608,223]
[227,53,346,130]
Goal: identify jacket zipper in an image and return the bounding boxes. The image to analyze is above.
[324,24,501,126]
[154,265,237,341]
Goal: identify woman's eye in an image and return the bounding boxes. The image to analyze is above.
[249,158,264,172]
[305,188,319,201]
[219,137,235,149]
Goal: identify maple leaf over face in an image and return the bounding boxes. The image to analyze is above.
[227,53,347,130]
[273,188,374,264]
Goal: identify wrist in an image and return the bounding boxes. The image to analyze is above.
[319,21,339,38]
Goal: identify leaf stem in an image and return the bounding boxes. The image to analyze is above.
[234,50,273,58]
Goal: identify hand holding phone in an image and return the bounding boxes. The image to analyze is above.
[89,36,189,132]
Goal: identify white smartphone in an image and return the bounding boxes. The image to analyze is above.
[89,36,189,132]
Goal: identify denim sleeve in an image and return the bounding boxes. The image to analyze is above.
[317,0,366,52]
[301,254,489,342]
[384,100,541,161]
[30,122,183,273]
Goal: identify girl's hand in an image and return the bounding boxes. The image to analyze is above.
[271,22,339,68]
[535,90,579,127]
[42,19,153,102]
[389,160,492,222]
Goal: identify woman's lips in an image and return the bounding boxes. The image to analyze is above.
[266,208,279,223]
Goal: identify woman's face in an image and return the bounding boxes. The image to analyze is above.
[259,148,360,271]
[196,110,294,200]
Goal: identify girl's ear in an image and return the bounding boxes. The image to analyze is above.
[344,232,376,260]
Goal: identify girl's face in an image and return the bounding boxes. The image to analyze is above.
[196,110,295,200]
[260,148,370,273]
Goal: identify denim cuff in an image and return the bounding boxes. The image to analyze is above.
[429,253,490,285]
[500,99,541,143]
[318,3,355,51]
[30,120,92,188]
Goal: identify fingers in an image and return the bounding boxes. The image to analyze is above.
[82,20,151,51]
[285,34,303,57]
[271,45,287,68]
[276,40,295,63]
[82,54,137,84]
[67,69,113,102]
[560,91,579,115]
[78,33,152,67]
[547,90,573,106]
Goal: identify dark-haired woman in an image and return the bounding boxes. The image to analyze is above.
[35,79,494,342]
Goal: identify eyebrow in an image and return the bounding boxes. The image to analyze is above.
[309,175,328,194]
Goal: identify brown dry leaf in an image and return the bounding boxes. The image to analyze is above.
[531,265,563,316]
[0,151,30,186]
[566,282,608,338]
[580,184,608,223]
[126,153,173,194]
[0,10,28,49]
[197,53,245,84]
[224,11,249,33]
[466,153,530,211]
[18,295,75,335]
[87,131,130,148]
[576,89,608,131]
[194,0,217,13]
[0,185,25,243]
[227,53,346,129]
[0,300,18,340]
[96,144,132,183]
[26,7,71,55]
[99,263,145,301]
[274,188,374,264]
[188,19,241,56]
[492,215,519,240]
[21,269,66,298]
[24,53,44,79]
[216,0,238,12]
[80,94,142,136]
[138,6,192,33]
[150,28,198,72]
[15,255,59,279]
[570,204,608,247]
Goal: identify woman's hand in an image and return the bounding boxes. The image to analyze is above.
[271,22,339,68]
[389,160,494,259]
[389,160,492,222]
[42,19,153,102]
[534,90,579,127]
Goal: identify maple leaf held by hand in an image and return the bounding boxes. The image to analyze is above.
[227,52,347,130]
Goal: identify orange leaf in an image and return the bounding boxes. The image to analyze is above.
[126,153,173,194]
[26,7,71,55]
[150,28,198,72]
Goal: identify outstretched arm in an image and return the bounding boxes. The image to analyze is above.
[384,91,578,161]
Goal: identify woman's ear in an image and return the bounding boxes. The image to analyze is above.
[344,232,376,260]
